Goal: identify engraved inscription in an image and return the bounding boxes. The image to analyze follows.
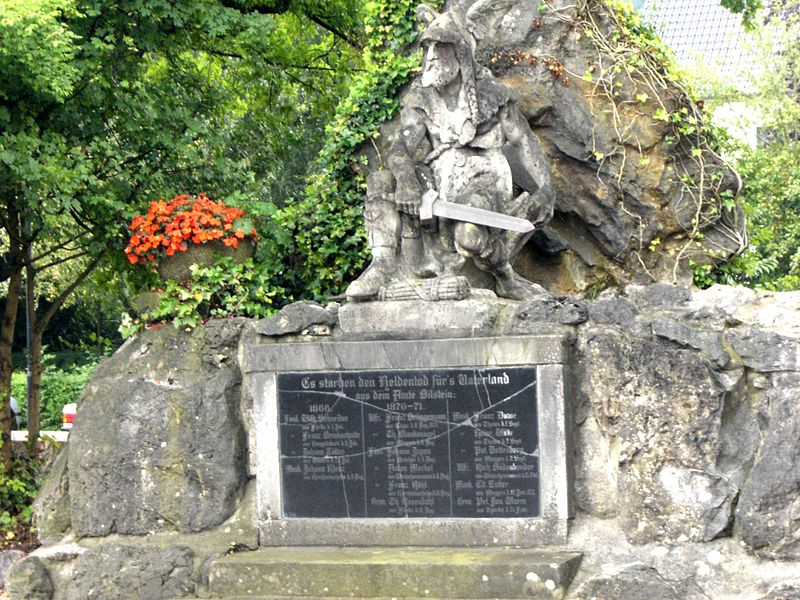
[278,367,539,518]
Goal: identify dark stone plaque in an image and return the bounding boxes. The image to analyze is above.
[277,367,539,518]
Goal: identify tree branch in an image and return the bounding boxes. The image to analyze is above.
[219,0,291,13]
[35,250,91,272]
[218,0,363,50]
[205,47,347,71]
[33,234,90,262]
[34,254,104,335]
[304,13,363,50]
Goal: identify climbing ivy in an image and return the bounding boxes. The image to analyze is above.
[277,0,442,300]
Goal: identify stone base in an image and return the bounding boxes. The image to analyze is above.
[259,517,568,547]
[337,297,518,339]
[206,546,582,599]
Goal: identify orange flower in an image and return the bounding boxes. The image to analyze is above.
[124,193,256,266]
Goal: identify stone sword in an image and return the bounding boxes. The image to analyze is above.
[418,188,535,233]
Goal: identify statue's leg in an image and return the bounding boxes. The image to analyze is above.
[476,239,546,300]
[346,194,401,300]
[452,194,544,300]
[493,263,546,300]
[401,214,440,277]
[451,192,491,257]
[453,221,489,257]
[501,191,539,256]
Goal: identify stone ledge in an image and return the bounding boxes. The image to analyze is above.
[259,517,569,547]
[337,298,517,340]
[242,334,573,374]
[207,546,582,599]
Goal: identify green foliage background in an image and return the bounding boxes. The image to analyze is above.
[721,144,800,289]
[698,0,800,289]
[11,362,96,430]
[272,0,439,300]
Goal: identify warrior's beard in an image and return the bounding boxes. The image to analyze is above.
[421,64,459,89]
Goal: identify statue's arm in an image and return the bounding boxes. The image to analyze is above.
[387,107,428,216]
[500,103,556,226]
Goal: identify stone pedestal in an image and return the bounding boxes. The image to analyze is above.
[336,297,519,339]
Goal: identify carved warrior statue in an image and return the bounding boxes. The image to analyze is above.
[346,3,555,302]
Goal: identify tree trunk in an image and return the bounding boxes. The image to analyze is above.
[1,200,23,471]
[0,266,22,470]
[96,302,102,356]
[23,254,103,459]
[24,243,38,458]
[26,330,43,460]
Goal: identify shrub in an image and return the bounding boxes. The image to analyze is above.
[11,361,97,430]
[0,455,40,551]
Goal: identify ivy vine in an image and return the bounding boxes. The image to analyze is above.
[277,0,443,300]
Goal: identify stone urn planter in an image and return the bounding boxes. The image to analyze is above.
[157,238,255,283]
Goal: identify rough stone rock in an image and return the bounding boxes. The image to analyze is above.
[454,0,540,48]
[714,369,760,492]
[68,318,249,536]
[5,556,53,599]
[762,580,800,600]
[692,286,800,337]
[572,414,619,518]
[727,327,799,372]
[631,283,693,309]
[31,448,70,545]
[255,300,338,336]
[588,298,638,327]
[512,295,588,327]
[578,327,740,543]
[12,284,800,599]
[63,545,194,600]
[650,317,730,368]
[730,291,800,336]
[736,372,800,560]
[575,562,708,600]
[24,482,255,599]
[567,513,800,600]
[0,550,25,590]
[690,284,757,317]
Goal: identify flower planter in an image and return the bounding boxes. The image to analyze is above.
[157,238,255,283]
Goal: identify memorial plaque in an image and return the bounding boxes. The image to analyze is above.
[278,367,539,518]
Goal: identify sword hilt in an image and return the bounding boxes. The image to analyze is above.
[419,189,439,225]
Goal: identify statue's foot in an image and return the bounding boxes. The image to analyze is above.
[402,236,439,278]
[439,252,466,276]
[411,261,439,278]
[495,271,547,301]
[346,258,396,301]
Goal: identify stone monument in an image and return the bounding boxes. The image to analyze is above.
[347,4,556,302]
[237,6,581,595]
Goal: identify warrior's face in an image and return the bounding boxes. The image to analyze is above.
[420,41,459,89]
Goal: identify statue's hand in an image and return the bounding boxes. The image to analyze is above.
[396,190,422,216]
[394,179,423,216]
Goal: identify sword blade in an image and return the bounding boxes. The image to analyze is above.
[432,199,534,233]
